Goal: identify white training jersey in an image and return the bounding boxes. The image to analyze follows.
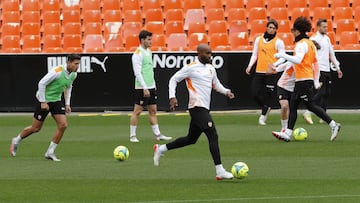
[276,62,295,92]
[168,59,230,110]
[310,31,340,72]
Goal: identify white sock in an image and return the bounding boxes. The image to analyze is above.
[158,144,168,153]
[151,124,161,136]
[130,125,137,137]
[215,164,225,174]
[13,135,22,144]
[281,119,288,130]
[47,141,57,154]
[329,120,336,128]
[285,129,293,136]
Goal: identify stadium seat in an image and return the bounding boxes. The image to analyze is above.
[208,20,228,36]
[249,19,267,43]
[333,7,353,27]
[188,33,209,50]
[277,19,291,33]
[183,0,202,13]
[121,0,140,11]
[61,0,80,11]
[353,0,360,9]
[335,19,356,41]
[1,23,20,37]
[227,8,247,22]
[184,9,205,30]
[1,35,21,53]
[125,34,139,51]
[63,22,82,35]
[144,9,164,23]
[308,0,328,16]
[327,31,336,45]
[103,10,122,23]
[104,34,125,52]
[104,22,122,38]
[83,22,103,38]
[22,35,42,53]
[21,23,40,36]
[1,0,20,12]
[81,0,101,11]
[290,8,310,22]
[269,7,289,20]
[142,0,162,12]
[144,21,164,35]
[266,0,286,11]
[102,0,121,11]
[63,34,83,52]
[247,8,267,28]
[229,32,249,50]
[123,10,143,23]
[84,34,104,53]
[163,0,183,12]
[167,33,188,51]
[151,34,166,48]
[245,0,265,9]
[82,10,102,24]
[188,22,206,35]
[209,33,229,50]
[42,34,63,53]
[21,0,40,12]
[278,32,295,49]
[164,9,184,22]
[228,20,248,35]
[2,11,20,23]
[339,31,359,46]
[122,22,142,42]
[224,0,245,17]
[165,21,184,38]
[330,0,350,15]
[312,7,331,23]
[42,11,61,24]
[21,11,40,24]
[341,43,360,50]
[42,23,61,36]
[205,8,225,25]
[41,0,60,11]
[354,6,360,29]
[61,10,81,25]
[203,0,223,16]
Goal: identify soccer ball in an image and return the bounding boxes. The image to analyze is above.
[113,145,129,161]
[293,127,308,141]
[231,162,249,179]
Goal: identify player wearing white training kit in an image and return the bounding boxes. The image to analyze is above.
[153,44,235,180]
[303,19,343,124]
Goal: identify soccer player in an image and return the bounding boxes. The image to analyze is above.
[302,19,344,124]
[153,44,235,180]
[10,54,81,161]
[129,30,172,142]
[245,19,286,125]
[271,17,341,142]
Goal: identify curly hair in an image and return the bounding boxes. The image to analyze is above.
[293,16,312,33]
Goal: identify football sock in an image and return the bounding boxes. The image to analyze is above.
[151,124,161,136]
[13,135,22,144]
[158,144,168,153]
[329,120,336,128]
[130,125,137,137]
[281,119,288,130]
[215,164,225,173]
[47,141,58,154]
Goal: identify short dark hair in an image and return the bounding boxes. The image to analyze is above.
[67,54,81,62]
[316,18,327,27]
[139,30,152,41]
[293,16,312,33]
[267,19,278,29]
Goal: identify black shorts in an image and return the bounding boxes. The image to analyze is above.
[189,107,214,131]
[134,88,157,106]
[277,87,292,101]
[33,101,65,121]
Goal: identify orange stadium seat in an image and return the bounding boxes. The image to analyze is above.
[123,10,143,23]
[1,23,20,36]
[144,9,164,23]
[22,35,42,53]
[61,10,81,24]
[333,7,353,27]
[339,31,359,47]
[188,33,209,50]
[208,20,228,36]
[353,0,360,9]
[165,21,184,38]
[81,0,101,11]
[41,0,60,11]
[290,8,310,22]
[188,22,206,35]
[102,0,121,11]
[61,0,80,11]
[84,34,104,53]
[42,11,61,24]
[184,9,205,30]
[103,10,122,23]
[308,0,328,16]
[42,23,61,36]
[245,0,266,9]
[163,0,183,12]
[164,9,184,22]
[209,33,229,50]
[335,19,356,41]
[224,0,244,17]
[125,34,139,51]
[266,0,286,11]
[269,7,289,20]
[287,0,308,14]
[183,0,202,13]
[144,21,165,35]
[227,8,247,22]
[151,34,166,47]
[121,0,140,11]
[42,34,63,53]
[1,35,21,53]
[330,0,350,14]
[205,8,225,25]
[122,22,142,42]
[278,32,295,49]
[104,34,125,52]
[203,0,223,16]
[63,22,82,35]
[327,31,336,45]
[341,43,360,50]
[21,23,40,36]
[63,34,83,52]
[247,8,267,28]
[312,7,331,22]
[142,0,162,11]
[21,11,40,24]
[277,19,291,33]
[354,6,360,29]
[21,0,40,12]
[83,22,103,37]
[167,33,188,51]
[228,20,248,35]
[2,11,20,23]
[229,32,249,49]
[249,19,267,43]
[1,0,20,12]
[104,22,122,38]
[82,10,102,24]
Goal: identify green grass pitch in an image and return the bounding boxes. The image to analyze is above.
[1,112,360,203]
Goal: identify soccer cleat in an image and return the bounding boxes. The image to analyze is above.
[155,134,172,141]
[272,131,291,142]
[215,170,234,180]
[10,137,18,157]
[130,136,140,143]
[45,153,61,162]
[153,144,163,166]
[330,123,341,141]
[303,111,314,125]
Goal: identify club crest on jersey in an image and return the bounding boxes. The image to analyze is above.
[208,121,213,127]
